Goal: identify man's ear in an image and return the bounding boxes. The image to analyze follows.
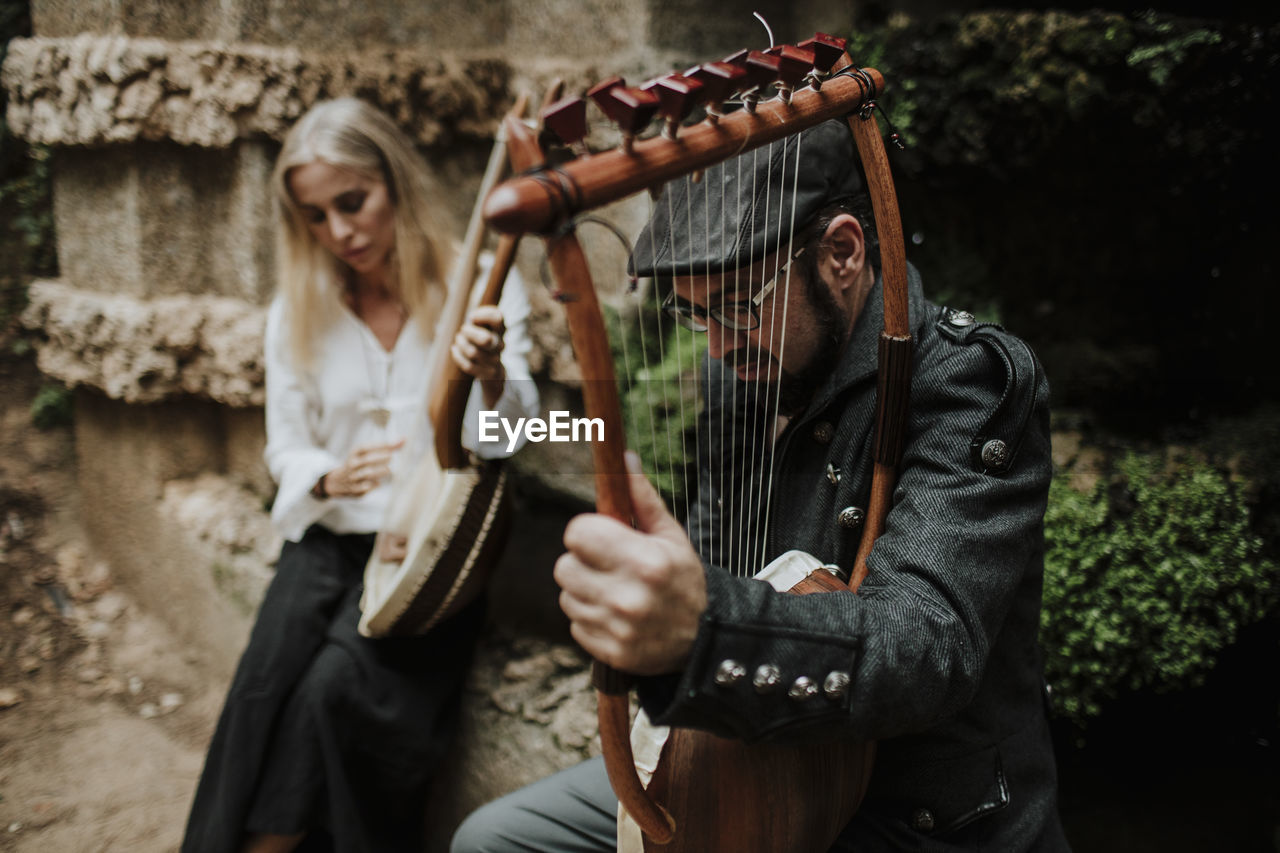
[821,214,866,291]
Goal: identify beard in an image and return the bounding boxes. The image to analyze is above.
[771,277,848,416]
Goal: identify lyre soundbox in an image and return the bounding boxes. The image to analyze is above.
[483,35,911,853]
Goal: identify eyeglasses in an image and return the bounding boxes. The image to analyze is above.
[661,247,807,333]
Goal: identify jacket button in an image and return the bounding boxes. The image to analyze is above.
[947,309,975,328]
[788,676,819,701]
[981,439,1009,470]
[812,421,835,444]
[823,670,851,700]
[714,660,746,686]
[753,664,783,693]
[912,807,936,833]
[826,463,841,484]
[837,506,865,529]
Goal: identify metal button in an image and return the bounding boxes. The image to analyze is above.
[812,421,835,444]
[823,670,851,700]
[981,439,1009,470]
[911,807,936,833]
[788,676,819,701]
[753,664,783,693]
[714,660,746,687]
[837,506,865,529]
[826,463,841,485]
[819,564,847,581]
[947,309,975,328]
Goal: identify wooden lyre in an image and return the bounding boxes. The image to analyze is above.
[484,39,912,852]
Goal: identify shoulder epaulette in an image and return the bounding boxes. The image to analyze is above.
[935,307,1044,476]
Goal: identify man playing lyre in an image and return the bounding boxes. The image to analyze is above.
[454,118,1069,852]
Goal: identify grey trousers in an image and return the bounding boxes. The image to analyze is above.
[450,757,617,853]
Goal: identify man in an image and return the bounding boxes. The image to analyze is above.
[453,119,1069,851]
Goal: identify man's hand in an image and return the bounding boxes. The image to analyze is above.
[320,440,405,498]
[451,305,506,408]
[554,451,708,675]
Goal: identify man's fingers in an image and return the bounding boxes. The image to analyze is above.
[561,513,643,572]
[623,451,683,539]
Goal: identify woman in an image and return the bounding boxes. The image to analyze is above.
[182,98,540,853]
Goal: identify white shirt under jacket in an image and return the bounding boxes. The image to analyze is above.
[264,264,540,542]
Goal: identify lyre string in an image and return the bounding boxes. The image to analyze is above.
[731,146,762,579]
[758,130,805,576]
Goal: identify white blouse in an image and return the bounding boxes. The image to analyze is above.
[264,264,540,541]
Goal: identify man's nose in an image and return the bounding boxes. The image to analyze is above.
[704,318,745,360]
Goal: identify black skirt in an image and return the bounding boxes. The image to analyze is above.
[182,525,484,853]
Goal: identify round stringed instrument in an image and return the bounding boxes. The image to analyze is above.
[357,94,534,638]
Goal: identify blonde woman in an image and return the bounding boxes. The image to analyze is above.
[182,98,539,853]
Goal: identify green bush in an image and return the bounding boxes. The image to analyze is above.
[1041,451,1280,725]
[606,300,706,514]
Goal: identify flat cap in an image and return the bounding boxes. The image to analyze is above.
[630,118,863,279]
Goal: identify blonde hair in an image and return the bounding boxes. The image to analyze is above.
[272,98,452,367]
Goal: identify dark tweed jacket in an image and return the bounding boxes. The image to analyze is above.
[638,267,1071,851]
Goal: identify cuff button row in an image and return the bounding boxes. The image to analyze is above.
[715,661,852,703]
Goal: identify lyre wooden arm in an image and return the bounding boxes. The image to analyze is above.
[428,93,531,470]
[834,52,913,591]
[500,109,678,846]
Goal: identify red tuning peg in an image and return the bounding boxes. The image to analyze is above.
[798,33,848,73]
[767,44,816,102]
[540,95,589,155]
[723,49,781,110]
[586,76,627,122]
[645,74,706,138]
[685,62,745,119]
[596,85,659,152]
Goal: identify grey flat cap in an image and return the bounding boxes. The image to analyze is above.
[629,118,863,279]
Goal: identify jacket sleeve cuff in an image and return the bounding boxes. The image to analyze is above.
[640,565,863,743]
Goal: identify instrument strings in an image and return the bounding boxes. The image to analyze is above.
[612,128,806,581]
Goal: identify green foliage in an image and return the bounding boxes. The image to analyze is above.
[1041,451,1280,725]
[606,300,706,511]
[3,0,56,323]
[0,144,56,275]
[1126,11,1224,87]
[29,383,73,429]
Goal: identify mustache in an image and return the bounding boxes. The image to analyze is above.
[722,345,776,371]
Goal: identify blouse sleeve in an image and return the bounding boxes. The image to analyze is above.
[262,299,343,540]
[462,263,542,459]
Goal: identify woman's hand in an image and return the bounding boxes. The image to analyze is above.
[319,439,405,498]
[451,305,506,408]
[377,532,409,563]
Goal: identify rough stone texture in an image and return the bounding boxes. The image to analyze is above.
[28,0,827,70]
[71,391,266,681]
[423,635,600,852]
[50,141,277,301]
[159,473,279,617]
[20,279,266,406]
[3,34,513,149]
